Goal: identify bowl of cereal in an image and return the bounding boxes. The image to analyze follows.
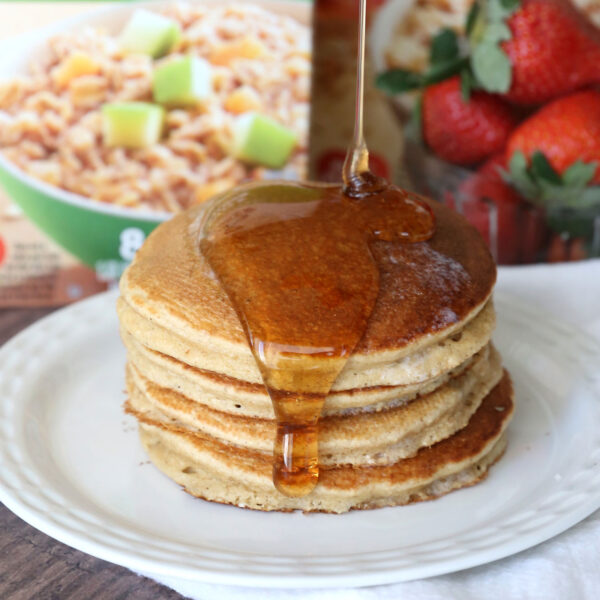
[0,0,311,272]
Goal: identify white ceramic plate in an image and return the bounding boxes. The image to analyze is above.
[1,290,599,589]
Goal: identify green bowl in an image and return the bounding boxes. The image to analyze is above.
[0,156,170,273]
[0,4,173,273]
[0,0,311,273]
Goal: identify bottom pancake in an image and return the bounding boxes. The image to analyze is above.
[132,372,514,513]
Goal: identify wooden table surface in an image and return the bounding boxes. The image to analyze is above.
[0,309,186,600]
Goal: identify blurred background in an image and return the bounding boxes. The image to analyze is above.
[1,0,600,313]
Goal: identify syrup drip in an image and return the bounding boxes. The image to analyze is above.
[200,0,435,498]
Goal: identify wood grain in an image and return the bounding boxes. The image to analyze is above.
[0,309,187,600]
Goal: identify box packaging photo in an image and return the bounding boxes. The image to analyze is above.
[2,0,600,311]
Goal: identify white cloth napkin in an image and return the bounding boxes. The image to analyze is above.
[144,259,600,600]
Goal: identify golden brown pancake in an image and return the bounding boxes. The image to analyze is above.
[125,344,502,466]
[118,195,511,512]
[118,312,496,416]
[130,372,513,513]
[119,197,496,368]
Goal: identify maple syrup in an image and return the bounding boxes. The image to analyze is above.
[200,0,435,497]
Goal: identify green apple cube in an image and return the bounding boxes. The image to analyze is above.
[233,114,297,169]
[119,9,181,58]
[153,56,212,107]
[102,102,165,149]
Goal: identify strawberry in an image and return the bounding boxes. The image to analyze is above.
[504,0,600,105]
[547,235,588,262]
[376,28,517,165]
[422,76,517,166]
[456,154,534,263]
[469,0,600,105]
[503,91,600,259]
[506,90,600,183]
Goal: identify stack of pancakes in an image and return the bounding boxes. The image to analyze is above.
[118,198,514,513]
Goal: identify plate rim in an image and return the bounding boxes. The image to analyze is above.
[0,289,599,589]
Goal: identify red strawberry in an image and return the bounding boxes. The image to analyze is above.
[458,155,523,263]
[547,235,588,262]
[457,154,547,263]
[422,76,517,166]
[477,153,510,180]
[506,90,600,183]
[502,0,600,105]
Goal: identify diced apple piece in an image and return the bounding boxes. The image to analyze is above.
[153,56,212,107]
[102,102,164,149]
[119,9,181,59]
[53,51,100,87]
[232,113,296,169]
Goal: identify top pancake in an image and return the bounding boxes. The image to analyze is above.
[120,193,496,360]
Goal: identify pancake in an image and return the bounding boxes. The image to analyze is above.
[119,197,496,376]
[118,192,512,512]
[117,295,495,391]
[119,311,495,417]
[132,372,513,513]
[126,344,502,465]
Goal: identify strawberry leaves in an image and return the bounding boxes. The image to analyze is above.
[468,0,518,94]
[562,161,598,188]
[375,29,468,94]
[375,70,422,94]
[465,2,481,36]
[488,0,520,21]
[430,28,460,64]
[504,150,600,209]
[376,1,520,97]
[460,68,477,101]
[504,150,600,239]
[471,43,511,93]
